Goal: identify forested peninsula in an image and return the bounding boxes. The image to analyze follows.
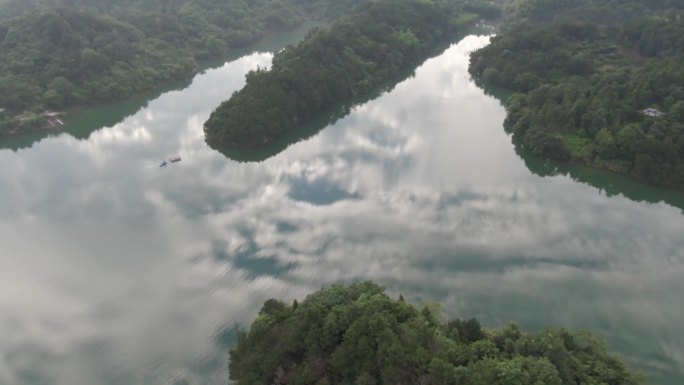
[0,0,367,135]
[230,282,643,385]
[203,0,480,149]
[470,0,684,191]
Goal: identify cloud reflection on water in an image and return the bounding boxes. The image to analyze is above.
[0,35,683,385]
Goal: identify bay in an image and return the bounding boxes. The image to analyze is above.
[0,32,682,385]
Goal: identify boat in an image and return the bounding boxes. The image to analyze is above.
[159,160,167,167]
[169,156,181,163]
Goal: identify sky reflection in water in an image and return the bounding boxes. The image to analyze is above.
[0,35,683,385]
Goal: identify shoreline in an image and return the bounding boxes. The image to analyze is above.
[506,113,684,195]
[0,20,325,138]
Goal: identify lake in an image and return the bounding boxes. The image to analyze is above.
[1,28,683,385]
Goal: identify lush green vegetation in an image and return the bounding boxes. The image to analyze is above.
[499,0,681,24]
[230,282,643,385]
[204,0,479,148]
[0,0,370,134]
[470,2,684,190]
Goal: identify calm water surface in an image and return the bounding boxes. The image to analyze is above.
[1,33,683,385]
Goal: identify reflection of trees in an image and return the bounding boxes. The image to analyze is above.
[472,75,684,213]
[512,135,684,213]
[0,20,324,152]
[205,0,475,154]
[214,40,458,163]
[0,75,195,152]
[214,74,407,163]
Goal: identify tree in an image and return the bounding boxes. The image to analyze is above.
[204,0,467,148]
[615,123,642,158]
[669,101,684,121]
[229,282,644,385]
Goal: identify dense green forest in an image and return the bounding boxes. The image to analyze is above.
[470,1,684,190]
[203,0,480,148]
[0,0,369,134]
[500,0,682,24]
[230,282,643,385]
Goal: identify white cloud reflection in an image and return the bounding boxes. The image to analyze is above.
[0,35,683,385]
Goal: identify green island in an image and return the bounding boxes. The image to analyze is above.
[203,0,481,148]
[230,282,642,385]
[469,0,684,191]
[0,0,367,135]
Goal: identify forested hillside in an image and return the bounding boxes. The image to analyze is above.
[204,0,479,148]
[0,0,369,134]
[470,1,684,190]
[230,282,643,385]
[502,0,681,24]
